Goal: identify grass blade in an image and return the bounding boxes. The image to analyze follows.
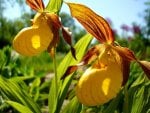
[6,101,33,113]
[103,91,123,113]
[0,77,41,113]
[61,97,82,113]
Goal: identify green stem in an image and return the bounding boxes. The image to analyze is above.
[124,85,129,113]
[53,47,58,97]
[48,47,59,113]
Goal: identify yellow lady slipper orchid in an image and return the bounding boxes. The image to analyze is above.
[62,3,150,106]
[76,45,122,106]
[13,0,76,58]
[13,13,53,56]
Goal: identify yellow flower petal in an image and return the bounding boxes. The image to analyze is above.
[13,13,53,56]
[76,63,122,106]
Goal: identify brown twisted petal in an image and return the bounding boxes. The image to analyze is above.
[46,13,61,52]
[62,27,76,59]
[67,3,114,44]
[112,46,136,61]
[13,13,53,56]
[45,13,76,59]
[121,59,130,86]
[112,45,150,83]
[46,13,62,29]
[110,37,150,85]
[61,44,104,79]
[110,46,135,85]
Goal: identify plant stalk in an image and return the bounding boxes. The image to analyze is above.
[53,47,58,97]
[124,85,129,113]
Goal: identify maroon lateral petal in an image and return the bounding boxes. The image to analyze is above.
[61,45,102,79]
[62,27,76,60]
[121,59,131,86]
[61,66,78,79]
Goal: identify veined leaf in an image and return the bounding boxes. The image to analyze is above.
[29,78,41,101]
[103,91,123,113]
[6,101,33,113]
[46,0,63,14]
[57,34,92,78]
[130,86,145,113]
[57,34,92,113]
[141,82,150,113]
[61,96,82,113]
[0,77,41,113]
[48,34,92,113]
[128,75,150,113]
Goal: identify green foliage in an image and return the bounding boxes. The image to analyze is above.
[6,101,33,113]
[0,14,32,48]
[0,46,55,78]
[61,97,82,113]
[0,46,21,78]
[0,77,41,113]
[0,34,93,113]
[46,0,63,14]
[48,34,92,113]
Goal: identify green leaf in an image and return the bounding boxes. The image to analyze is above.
[130,74,145,88]
[29,78,41,101]
[141,82,150,113]
[127,75,150,113]
[61,96,82,113]
[46,0,63,14]
[131,86,145,113]
[48,77,58,113]
[6,101,33,113]
[48,34,92,113]
[103,91,123,113]
[0,77,41,113]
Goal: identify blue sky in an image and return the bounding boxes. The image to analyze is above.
[4,0,148,35]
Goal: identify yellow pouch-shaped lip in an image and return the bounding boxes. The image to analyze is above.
[76,49,123,106]
[76,63,122,106]
[13,15,53,56]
